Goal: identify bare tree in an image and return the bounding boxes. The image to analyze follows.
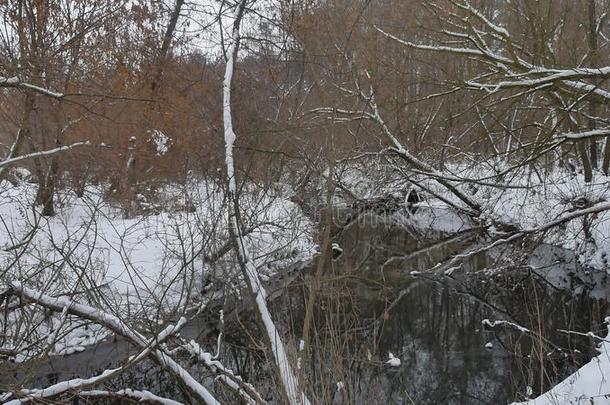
[220,0,309,403]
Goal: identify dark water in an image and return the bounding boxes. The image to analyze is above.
[268,213,609,404]
[2,212,609,404]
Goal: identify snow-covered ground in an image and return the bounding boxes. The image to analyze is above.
[0,179,315,361]
[3,162,610,402]
[335,161,610,272]
[512,318,610,405]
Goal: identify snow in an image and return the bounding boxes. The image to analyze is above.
[512,318,610,404]
[386,352,401,367]
[458,1,510,38]
[148,129,171,155]
[0,180,315,361]
[154,350,220,405]
[220,2,310,403]
[222,24,238,194]
[482,319,531,334]
[80,389,184,405]
[408,162,610,272]
[0,141,90,168]
[329,160,610,402]
[10,167,32,181]
[183,340,263,404]
[0,76,64,98]
[3,135,610,403]
[5,284,218,405]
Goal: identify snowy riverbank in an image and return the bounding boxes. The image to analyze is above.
[512,318,610,405]
[3,168,610,403]
[335,162,610,272]
[0,179,316,361]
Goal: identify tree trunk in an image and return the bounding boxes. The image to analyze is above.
[220,1,309,403]
[590,137,598,170]
[301,158,334,352]
[150,0,185,97]
[603,138,610,175]
[39,178,55,216]
[0,93,34,181]
[588,0,599,170]
[40,152,60,216]
[578,140,593,183]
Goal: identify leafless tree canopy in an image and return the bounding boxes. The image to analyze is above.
[1,1,609,404]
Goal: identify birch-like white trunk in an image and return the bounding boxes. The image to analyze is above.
[220,1,309,404]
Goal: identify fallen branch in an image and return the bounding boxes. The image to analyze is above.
[181,340,265,405]
[78,389,184,405]
[424,200,610,272]
[4,318,185,405]
[8,282,220,405]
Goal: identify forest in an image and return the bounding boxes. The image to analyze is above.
[1,0,610,404]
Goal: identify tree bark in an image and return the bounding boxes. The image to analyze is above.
[0,93,34,181]
[578,140,593,183]
[150,0,185,97]
[587,0,599,170]
[220,1,309,403]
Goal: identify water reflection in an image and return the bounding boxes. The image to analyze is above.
[275,215,608,404]
[2,213,608,404]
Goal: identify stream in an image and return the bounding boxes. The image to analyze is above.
[2,209,609,404]
[270,211,610,404]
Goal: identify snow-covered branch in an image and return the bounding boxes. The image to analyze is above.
[376,8,610,103]
[76,389,184,405]
[555,127,610,141]
[427,200,610,273]
[453,1,510,38]
[482,319,530,334]
[467,67,610,92]
[310,93,482,215]
[7,282,220,405]
[0,141,92,169]
[5,319,185,404]
[374,26,506,62]
[0,76,64,99]
[181,340,265,405]
[220,1,310,403]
